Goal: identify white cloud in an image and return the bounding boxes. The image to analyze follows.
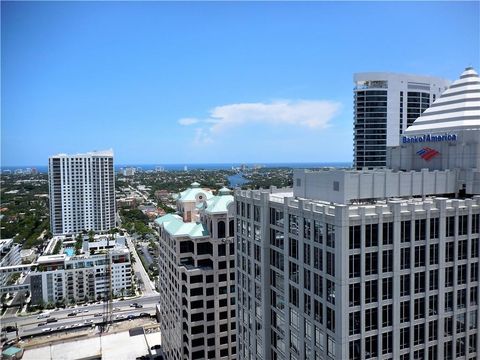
[178,117,200,126]
[182,99,342,146]
[208,100,341,133]
[193,128,213,145]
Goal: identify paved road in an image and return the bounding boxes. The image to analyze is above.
[1,294,159,339]
[126,236,157,295]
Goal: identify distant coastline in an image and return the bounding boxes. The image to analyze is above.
[1,162,352,174]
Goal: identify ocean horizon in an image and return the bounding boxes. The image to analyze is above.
[2,161,352,174]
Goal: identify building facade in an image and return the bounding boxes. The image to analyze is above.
[30,248,131,305]
[353,72,449,169]
[156,184,237,360]
[236,68,479,360]
[48,150,116,235]
[0,239,21,286]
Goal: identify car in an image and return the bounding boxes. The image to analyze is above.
[54,308,60,311]
[127,314,135,320]
[38,322,46,327]
[2,326,17,333]
[46,318,58,323]
[94,313,103,317]
[84,320,94,324]
[57,326,65,330]
[42,328,52,333]
[83,304,88,307]
[129,303,138,307]
[37,313,50,319]
[67,312,77,317]
[82,309,89,313]
[139,312,150,317]
[113,307,121,312]
[135,304,143,308]
[150,345,161,350]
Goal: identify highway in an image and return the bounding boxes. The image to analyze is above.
[1,294,159,339]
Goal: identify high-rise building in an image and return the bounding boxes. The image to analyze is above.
[353,72,449,169]
[236,68,479,360]
[156,183,237,360]
[48,150,116,235]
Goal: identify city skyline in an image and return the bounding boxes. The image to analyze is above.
[2,1,479,166]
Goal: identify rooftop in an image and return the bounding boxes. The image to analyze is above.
[176,182,213,202]
[405,67,480,134]
[50,149,114,158]
[155,213,209,238]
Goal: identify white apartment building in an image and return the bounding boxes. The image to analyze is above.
[0,239,21,286]
[156,183,237,360]
[29,247,131,305]
[236,67,479,360]
[48,150,116,235]
[354,72,449,169]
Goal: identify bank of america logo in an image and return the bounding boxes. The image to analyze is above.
[417,147,440,161]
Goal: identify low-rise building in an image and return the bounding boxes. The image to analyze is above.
[30,247,132,305]
[0,239,21,286]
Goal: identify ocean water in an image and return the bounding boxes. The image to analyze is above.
[2,162,352,174]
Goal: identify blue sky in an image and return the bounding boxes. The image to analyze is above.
[2,1,479,166]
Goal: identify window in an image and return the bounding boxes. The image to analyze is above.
[445,291,453,312]
[415,219,426,241]
[349,225,361,249]
[414,272,426,294]
[326,252,335,276]
[349,311,361,335]
[400,328,410,349]
[429,269,438,290]
[365,252,378,275]
[429,295,438,316]
[314,273,323,298]
[429,321,438,341]
[382,304,392,327]
[445,316,453,335]
[382,250,393,272]
[365,335,378,358]
[414,245,425,267]
[382,332,392,354]
[414,323,425,345]
[458,264,467,285]
[326,307,335,332]
[445,241,454,262]
[365,280,378,303]
[414,298,425,320]
[303,219,311,240]
[458,240,467,260]
[445,266,454,287]
[401,221,411,242]
[430,218,439,239]
[382,277,393,300]
[365,224,378,247]
[365,308,377,331]
[457,288,466,309]
[400,301,410,323]
[313,221,323,243]
[289,238,298,259]
[459,215,468,235]
[349,340,361,360]
[326,224,335,248]
[429,243,438,265]
[349,254,360,278]
[382,222,393,245]
[400,274,410,296]
[349,283,360,306]
[446,216,455,237]
[400,248,410,269]
[472,263,479,282]
[326,280,335,304]
[472,238,479,258]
